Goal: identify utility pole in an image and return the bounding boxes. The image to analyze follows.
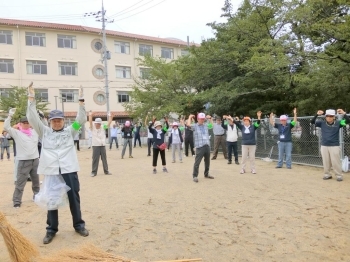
[84,0,114,123]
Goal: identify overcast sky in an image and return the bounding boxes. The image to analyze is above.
[0,0,242,43]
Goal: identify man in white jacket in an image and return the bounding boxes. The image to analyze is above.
[222,115,239,165]
[26,84,89,244]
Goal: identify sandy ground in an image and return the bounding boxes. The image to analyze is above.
[1,145,350,262]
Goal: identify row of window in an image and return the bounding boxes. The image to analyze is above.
[0,30,189,59]
[0,59,150,79]
[0,88,130,103]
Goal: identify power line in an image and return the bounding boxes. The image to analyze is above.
[107,0,147,18]
[108,0,155,19]
[0,0,96,8]
[113,0,167,22]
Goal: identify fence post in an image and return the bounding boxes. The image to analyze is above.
[338,114,345,160]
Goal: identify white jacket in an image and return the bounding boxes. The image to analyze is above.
[27,100,86,175]
[226,124,238,142]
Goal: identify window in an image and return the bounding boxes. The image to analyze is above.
[25,32,46,46]
[59,62,77,76]
[140,68,151,79]
[0,59,14,73]
[0,88,13,97]
[139,44,153,56]
[26,60,47,74]
[161,47,174,59]
[96,68,103,77]
[96,94,105,103]
[57,34,76,48]
[116,66,131,79]
[91,39,103,53]
[181,49,189,56]
[118,92,130,103]
[0,30,13,44]
[60,89,79,102]
[115,41,130,54]
[35,89,48,102]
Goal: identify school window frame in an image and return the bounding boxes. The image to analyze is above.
[57,34,77,49]
[35,89,49,102]
[139,44,153,56]
[115,66,131,79]
[0,88,13,97]
[0,59,14,73]
[117,92,130,103]
[26,60,47,75]
[25,32,46,47]
[0,30,13,44]
[161,47,174,59]
[59,89,79,102]
[139,67,151,79]
[58,62,78,76]
[114,41,130,54]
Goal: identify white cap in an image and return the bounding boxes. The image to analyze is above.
[172,122,179,126]
[197,113,206,119]
[325,109,336,116]
[94,118,102,124]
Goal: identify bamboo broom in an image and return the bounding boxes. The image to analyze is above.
[0,211,40,262]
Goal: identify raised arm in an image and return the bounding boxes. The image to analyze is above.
[88,111,93,130]
[27,83,46,137]
[107,112,113,127]
[337,109,350,126]
[187,115,194,127]
[3,115,18,139]
[222,115,228,130]
[269,112,274,126]
[293,108,297,125]
[311,110,323,125]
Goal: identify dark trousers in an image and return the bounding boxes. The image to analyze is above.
[74,140,80,151]
[13,158,40,205]
[147,138,153,155]
[1,146,10,159]
[184,137,195,156]
[134,133,141,147]
[212,135,227,158]
[91,146,109,175]
[193,145,210,177]
[46,172,85,233]
[227,141,238,162]
[110,137,118,149]
[153,148,166,167]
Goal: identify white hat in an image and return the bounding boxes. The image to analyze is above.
[149,121,153,124]
[172,122,179,126]
[325,109,336,116]
[154,121,162,127]
[197,113,206,119]
[94,118,102,124]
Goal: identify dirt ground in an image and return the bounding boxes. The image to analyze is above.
[1,145,350,262]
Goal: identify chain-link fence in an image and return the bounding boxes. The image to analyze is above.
[209,115,350,168]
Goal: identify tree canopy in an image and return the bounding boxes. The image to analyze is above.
[125,0,350,119]
[0,87,49,124]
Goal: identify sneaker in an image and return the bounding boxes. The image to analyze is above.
[105,172,112,175]
[43,232,56,244]
[240,169,245,174]
[90,173,96,177]
[27,177,32,182]
[337,177,343,182]
[287,167,292,169]
[180,160,183,163]
[13,204,20,208]
[172,160,175,163]
[193,177,198,183]
[323,175,332,180]
[163,167,168,173]
[129,156,133,158]
[184,155,188,157]
[251,169,256,174]
[205,175,214,179]
[153,169,157,174]
[75,228,89,237]
[211,157,216,160]
[192,155,195,157]
[227,161,232,164]
[275,166,282,168]
[121,156,124,159]
[235,161,239,165]
[147,154,151,156]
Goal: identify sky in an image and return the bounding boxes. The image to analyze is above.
[0,0,242,44]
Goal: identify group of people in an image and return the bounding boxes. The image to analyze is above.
[3,81,349,245]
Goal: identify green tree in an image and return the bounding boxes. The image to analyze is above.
[0,86,49,124]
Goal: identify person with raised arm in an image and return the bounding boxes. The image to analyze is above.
[89,111,113,176]
[222,115,239,165]
[311,108,350,181]
[233,111,262,174]
[270,108,297,169]
[26,83,89,244]
[187,113,214,183]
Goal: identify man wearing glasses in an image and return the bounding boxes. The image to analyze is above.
[311,109,350,181]
[4,116,40,208]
